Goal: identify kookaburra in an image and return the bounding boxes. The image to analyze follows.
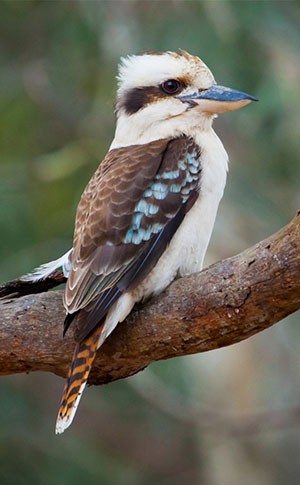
[24,49,257,433]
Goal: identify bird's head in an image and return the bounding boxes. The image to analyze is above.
[112,50,257,148]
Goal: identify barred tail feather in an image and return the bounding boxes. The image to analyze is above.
[55,324,104,434]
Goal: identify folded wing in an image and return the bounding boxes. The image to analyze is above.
[64,136,202,342]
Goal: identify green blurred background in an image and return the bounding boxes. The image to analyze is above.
[0,1,299,484]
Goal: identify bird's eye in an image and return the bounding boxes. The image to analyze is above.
[161,79,182,95]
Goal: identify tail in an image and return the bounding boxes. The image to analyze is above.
[55,324,103,434]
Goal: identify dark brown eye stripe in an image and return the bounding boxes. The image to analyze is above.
[118,77,187,115]
[118,86,163,115]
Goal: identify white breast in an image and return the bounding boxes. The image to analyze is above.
[134,128,228,300]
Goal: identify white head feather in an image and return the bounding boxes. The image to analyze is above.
[117,50,214,94]
[112,50,217,149]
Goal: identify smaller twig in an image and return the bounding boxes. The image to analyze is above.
[0,271,65,299]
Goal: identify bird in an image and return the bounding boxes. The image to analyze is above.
[23,49,257,433]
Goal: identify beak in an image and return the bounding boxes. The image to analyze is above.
[179,84,258,113]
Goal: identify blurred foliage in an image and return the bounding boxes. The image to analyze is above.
[0,1,300,484]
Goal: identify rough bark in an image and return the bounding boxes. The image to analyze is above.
[0,214,299,385]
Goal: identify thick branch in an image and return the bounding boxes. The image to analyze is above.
[0,214,299,385]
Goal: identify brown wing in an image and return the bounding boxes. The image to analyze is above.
[65,138,171,311]
[64,136,202,341]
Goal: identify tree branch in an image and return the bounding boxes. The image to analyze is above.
[0,214,299,385]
